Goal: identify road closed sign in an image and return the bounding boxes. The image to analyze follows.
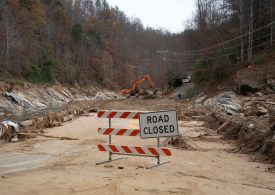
[139,110,179,139]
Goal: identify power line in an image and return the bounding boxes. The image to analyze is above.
[164,40,273,64]
[163,32,274,56]
[161,21,274,55]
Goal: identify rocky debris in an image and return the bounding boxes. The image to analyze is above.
[206,109,275,163]
[1,100,98,142]
[0,81,106,113]
[237,82,260,95]
[204,91,243,115]
[25,101,95,131]
[177,106,208,121]
[241,95,275,117]
[20,120,34,128]
[244,102,268,116]
[195,95,207,104]
[5,92,38,109]
[92,91,123,101]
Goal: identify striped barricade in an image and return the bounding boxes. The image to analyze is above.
[98,144,171,156]
[97,110,140,119]
[98,128,140,136]
[96,110,171,168]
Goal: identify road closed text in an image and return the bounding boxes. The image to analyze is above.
[139,111,179,139]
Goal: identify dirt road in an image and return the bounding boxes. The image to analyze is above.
[0,102,275,194]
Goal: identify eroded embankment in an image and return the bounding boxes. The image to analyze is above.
[0,81,123,141]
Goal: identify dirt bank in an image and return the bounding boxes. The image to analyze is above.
[0,81,122,114]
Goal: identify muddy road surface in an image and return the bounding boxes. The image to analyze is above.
[0,99,275,194]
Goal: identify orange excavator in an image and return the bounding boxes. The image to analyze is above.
[120,75,158,97]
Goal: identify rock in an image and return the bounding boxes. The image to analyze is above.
[238,82,260,95]
[93,91,123,101]
[5,92,35,109]
[63,114,74,122]
[245,103,269,116]
[20,119,34,127]
[248,123,255,129]
[11,134,18,142]
[204,91,243,115]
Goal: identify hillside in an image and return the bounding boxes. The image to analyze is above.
[0,0,174,87]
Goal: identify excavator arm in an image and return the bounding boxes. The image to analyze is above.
[120,75,156,96]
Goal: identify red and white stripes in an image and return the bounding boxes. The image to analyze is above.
[97,111,140,119]
[97,110,172,161]
[98,128,140,136]
[98,144,171,156]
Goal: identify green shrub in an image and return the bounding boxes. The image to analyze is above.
[11,80,24,86]
[72,24,83,42]
[89,27,102,45]
[27,59,56,84]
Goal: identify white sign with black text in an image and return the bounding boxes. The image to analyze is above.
[139,111,179,139]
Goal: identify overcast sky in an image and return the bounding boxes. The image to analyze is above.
[107,0,195,33]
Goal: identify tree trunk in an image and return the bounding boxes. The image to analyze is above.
[5,7,9,77]
[239,0,244,62]
[248,0,254,62]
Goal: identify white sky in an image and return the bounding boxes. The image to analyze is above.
[107,0,195,33]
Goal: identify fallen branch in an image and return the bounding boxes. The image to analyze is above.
[239,138,261,149]
[216,120,231,133]
[233,138,262,153]
[253,101,275,105]
[18,133,79,140]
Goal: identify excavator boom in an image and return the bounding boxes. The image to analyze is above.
[120,75,157,96]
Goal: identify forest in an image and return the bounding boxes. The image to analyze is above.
[0,0,274,89]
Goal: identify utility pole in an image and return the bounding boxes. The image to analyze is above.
[157,50,166,99]
[223,44,231,66]
[248,0,254,62]
[161,50,165,99]
[239,0,244,62]
[271,0,273,46]
[4,0,9,81]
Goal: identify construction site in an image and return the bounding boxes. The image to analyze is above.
[0,61,274,194]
